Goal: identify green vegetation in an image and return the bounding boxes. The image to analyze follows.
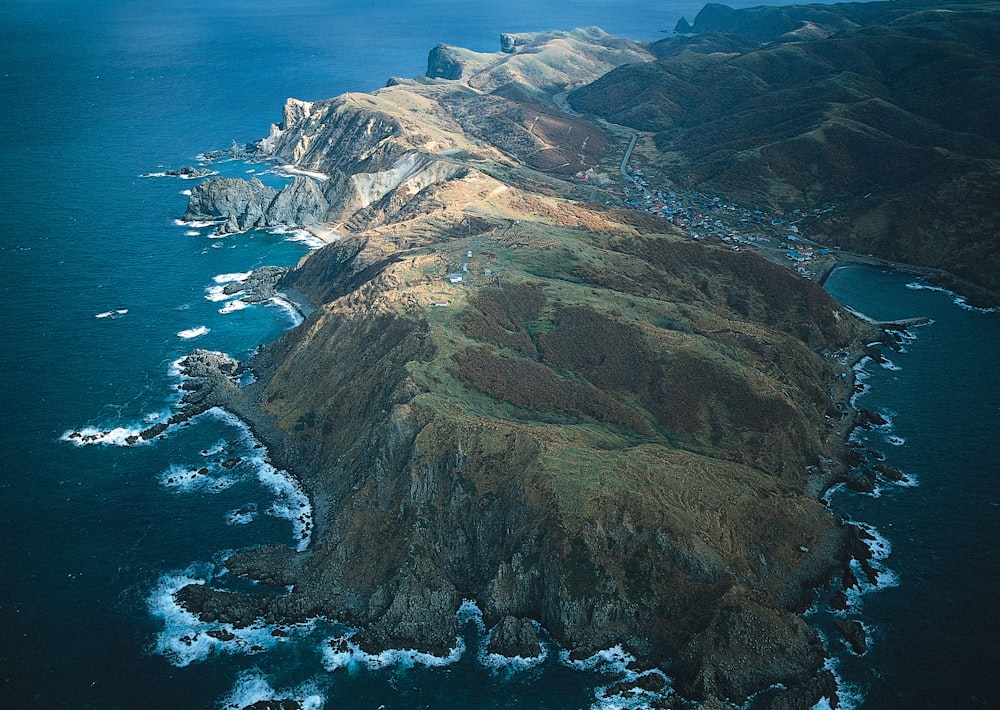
[570,1,1000,294]
[185,19,926,706]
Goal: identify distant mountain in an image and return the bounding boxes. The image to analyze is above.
[570,1,1000,295]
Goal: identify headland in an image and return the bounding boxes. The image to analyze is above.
[147,4,1000,708]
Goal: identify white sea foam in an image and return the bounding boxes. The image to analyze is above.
[481,644,548,672]
[320,631,465,671]
[95,308,128,319]
[559,644,674,710]
[253,455,313,551]
[167,356,187,379]
[178,325,210,339]
[319,635,359,672]
[894,471,919,487]
[589,671,674,710]
[270,225,325,250]
[878,357,902,371]
[158,463,237,493]
[849,358,872,407]
[219,299,250,314]
[203,408,313,550]
[181,189,192,196]
[857,521,892,562]
[906,279,999,312]
[844,523,899,610]
[185,230,201,236]
[447,600,549,672]
[61,406,176,447]
[199,439,228,457]
[320,602,483,672]
[148,567,311,668]
[560,644,635,674]
[226,504,257,525]
[906,281,945,293]
[811,654,863,710]
[844,306,877,324]
[61,424,146,447]
[214,271,252,284]
[139,167,217,181]
[174,218,219,229]
[219,670,325,710]
[886,435,906,446]
[875,410,895,430]
[268,297,304,327]
[204,284,237,302]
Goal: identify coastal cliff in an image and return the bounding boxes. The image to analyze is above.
[174,24,890,709]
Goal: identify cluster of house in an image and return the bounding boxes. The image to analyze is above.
[434,248,497,306]
[616,165,837,277]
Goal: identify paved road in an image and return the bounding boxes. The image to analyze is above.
[620,131,638,176]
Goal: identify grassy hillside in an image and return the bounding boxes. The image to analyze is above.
[570,1,1000,293]
[176,25,888,709]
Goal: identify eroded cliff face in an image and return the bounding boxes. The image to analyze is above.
[183,175,329,234]
[185,27,654,238]
[173,29,880,709]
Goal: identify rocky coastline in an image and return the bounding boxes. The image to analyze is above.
[149,20,954,709]
[162,321,889,708]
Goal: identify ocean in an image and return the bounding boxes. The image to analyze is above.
[1,1,996,708]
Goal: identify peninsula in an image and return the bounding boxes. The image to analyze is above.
[166,4,999,707]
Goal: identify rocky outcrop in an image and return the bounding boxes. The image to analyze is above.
[486,616,542,658]
[183,176,328,235]
[834,618,868,655]
[674,589,832,701]
[223,266,289,304]
[165,166,215,178]
[426,44,464,80]
[184,176,276,230]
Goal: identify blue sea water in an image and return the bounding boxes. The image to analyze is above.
[2,1,996,708]
[819,267,1000,709]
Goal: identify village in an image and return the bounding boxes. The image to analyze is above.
[609,161,841,281]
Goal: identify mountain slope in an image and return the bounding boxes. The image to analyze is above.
[570,1,1000,295]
